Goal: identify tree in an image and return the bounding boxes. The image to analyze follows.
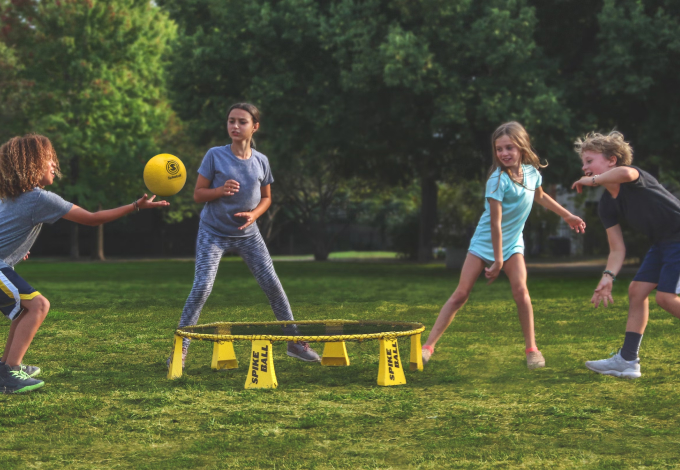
[321,0,571,260]
[159,0,358,259]
[1,0,176,259]
[0,40,31,143]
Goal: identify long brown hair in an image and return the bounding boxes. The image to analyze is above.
[0,134,61,199]
[226,102,261,148]
[488,121,546,189]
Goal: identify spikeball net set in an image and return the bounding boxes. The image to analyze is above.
[167,320,426,389]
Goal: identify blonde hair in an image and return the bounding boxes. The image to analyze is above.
[0,134,61,199]
[488,121,546,186]
[574,131,633,166]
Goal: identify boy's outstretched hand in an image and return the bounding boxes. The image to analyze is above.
[564,214,586,234]
[137,194,170,209]
[591,277,614,308]
[571,176,598,194]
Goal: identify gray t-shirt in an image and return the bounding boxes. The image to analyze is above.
[0,189,73,269]
[198,145,274,238]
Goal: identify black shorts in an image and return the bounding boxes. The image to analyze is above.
[0,267,40,320]
[633,242,680,294]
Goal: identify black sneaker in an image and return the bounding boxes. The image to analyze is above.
[0,364,45,394]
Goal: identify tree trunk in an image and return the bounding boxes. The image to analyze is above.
[93,203,105,260]
[417,175,438,263]
[70,223,80,259]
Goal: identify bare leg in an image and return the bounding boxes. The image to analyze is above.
[503,254,535,350]
[654,291,680,321]
[1,318,21,363]
[2,296,50,366]
[424,253,485,348]
[627,281,656,334]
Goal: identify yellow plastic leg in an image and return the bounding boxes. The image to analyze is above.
[410,333,423,371]
[321,342,350,366]
[211,341,238,370]
[377,338,406,386]
[245,340,278,389]
[167,334,184,380]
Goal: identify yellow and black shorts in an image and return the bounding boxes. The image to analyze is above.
[0,267,40,321]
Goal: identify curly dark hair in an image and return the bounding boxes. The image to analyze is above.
[0,134,61,199]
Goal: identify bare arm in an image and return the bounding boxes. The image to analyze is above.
[591,224,626,308]
[194,174,240,203]
[234,185,272,230]
[485,199,503,283]
[533,186,586,233]
[572,167,639,193]
[62,194,169,226]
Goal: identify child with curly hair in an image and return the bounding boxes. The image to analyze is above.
[0,134,168,393]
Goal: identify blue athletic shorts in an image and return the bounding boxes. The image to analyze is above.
[0,267,40,320]
[633,242,680,294]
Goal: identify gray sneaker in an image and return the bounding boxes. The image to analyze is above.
[166,347,188,368]
[20,365,41,378]
[585,350,641,379]
[0,361,40,378]
[287,341,320,362]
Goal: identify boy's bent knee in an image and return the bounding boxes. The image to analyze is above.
[655,291,677,310]
[22,295,50,317]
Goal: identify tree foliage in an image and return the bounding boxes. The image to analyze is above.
[1,0,177,209]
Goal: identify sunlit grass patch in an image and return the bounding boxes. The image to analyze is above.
[0,260,678,468]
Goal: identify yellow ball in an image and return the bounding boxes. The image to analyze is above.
[143,154,186,196]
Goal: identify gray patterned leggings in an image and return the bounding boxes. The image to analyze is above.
[178,227,295,349]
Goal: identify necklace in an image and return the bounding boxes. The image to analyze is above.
[510,166,523,184]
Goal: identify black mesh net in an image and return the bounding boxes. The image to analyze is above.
[176,320,424,342]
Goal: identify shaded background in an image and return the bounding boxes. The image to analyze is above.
[2,0,678,261]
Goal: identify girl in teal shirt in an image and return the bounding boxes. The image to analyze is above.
[422,122,586,369]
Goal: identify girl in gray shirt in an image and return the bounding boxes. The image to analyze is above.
[170,103,320,368]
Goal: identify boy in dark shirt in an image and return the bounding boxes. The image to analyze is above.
[572,131,680,378]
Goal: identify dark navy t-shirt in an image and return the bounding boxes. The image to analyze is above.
[598,166,680,243]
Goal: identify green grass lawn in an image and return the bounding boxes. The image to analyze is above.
[1,260,679,469]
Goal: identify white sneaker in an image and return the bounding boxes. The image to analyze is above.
[585,350,641,379]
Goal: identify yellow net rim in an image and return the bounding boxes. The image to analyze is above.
[175,319,425,343]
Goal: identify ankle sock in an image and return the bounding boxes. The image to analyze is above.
[525,347,538,354]
[620,332,643,361]
[422,345,434,354]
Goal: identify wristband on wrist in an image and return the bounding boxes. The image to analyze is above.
[603,270,616,281]
[592,175,598,186]
[132,200,139,212]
